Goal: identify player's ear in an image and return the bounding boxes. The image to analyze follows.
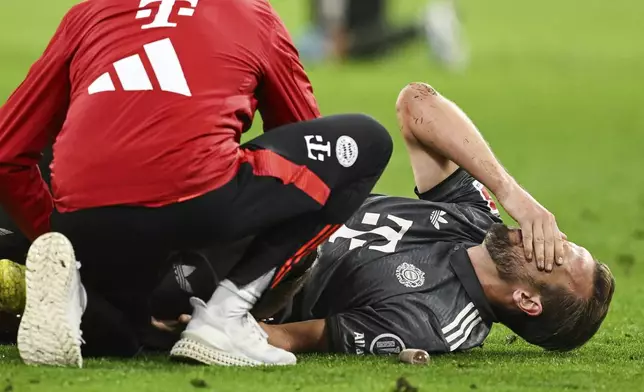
[512,289,542,317]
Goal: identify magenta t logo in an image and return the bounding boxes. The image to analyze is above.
[135,0,199,29]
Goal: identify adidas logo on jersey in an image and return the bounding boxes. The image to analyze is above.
[87,38,192,97]
[430,210,448,230]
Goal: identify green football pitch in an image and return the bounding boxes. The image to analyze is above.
[1,0,643,391]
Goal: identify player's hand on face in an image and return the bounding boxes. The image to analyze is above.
[497,188,565,272]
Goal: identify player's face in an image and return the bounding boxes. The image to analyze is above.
[485,224,595,299]
[484,224,529,282]
[530,241,595,298]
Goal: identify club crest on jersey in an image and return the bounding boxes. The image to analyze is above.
[335,135,359,167]
[304,135,332,162]
[396,262,425,288]
[136,0,199,30]
[430,210,448,230]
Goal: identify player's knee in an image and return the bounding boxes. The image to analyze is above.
[395,82,440,127]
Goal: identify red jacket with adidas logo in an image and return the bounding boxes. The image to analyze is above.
[0,0,320,240]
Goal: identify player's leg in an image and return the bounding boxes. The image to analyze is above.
[171,113,393,366]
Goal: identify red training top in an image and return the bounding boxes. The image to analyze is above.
[0,0,320,240]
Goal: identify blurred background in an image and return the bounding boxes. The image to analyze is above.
[0,0,643,331]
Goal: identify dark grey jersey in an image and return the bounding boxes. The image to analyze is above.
[286,169,503,355]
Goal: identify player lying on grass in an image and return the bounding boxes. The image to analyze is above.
[1,83,615,356]
[170,82,616,355]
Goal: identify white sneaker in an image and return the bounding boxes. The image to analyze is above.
[17,232,85,368]
[171,281,297,366]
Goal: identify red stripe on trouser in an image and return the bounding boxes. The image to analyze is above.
[241,149,331,205]
[271,224,342,288]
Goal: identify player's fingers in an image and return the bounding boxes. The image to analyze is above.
[179,314,192,324]
[554,222,565,266]
[532,222,545,271]
[151,317,177,333]
[543,218,555,272]
[522,224,534,261]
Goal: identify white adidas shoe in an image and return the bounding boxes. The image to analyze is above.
[17,232,85,368]
[171,281,297,366]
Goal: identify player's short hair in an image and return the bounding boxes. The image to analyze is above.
[497,260,615,351]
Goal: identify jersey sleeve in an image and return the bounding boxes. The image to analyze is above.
[325,299,449,355]
[256,9,321,131]
[0,11,74,240]
[416,168,501,220]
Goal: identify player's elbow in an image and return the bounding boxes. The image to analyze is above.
[395,82,440,138]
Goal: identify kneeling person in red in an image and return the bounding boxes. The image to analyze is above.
[0,0,392,367]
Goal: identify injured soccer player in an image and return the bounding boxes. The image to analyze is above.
[159,83,616,355]
[0,83,615,357]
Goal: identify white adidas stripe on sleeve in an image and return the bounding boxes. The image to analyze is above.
[445,308,480,343]
[442,302,474,334]
[449,316,483,352]
[441,302,484,352]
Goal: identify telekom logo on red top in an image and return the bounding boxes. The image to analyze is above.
[135,0,199,29]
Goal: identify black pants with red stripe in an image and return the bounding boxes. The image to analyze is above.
[50,113,392,357]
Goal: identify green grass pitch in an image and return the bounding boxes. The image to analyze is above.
[1,0,644,391]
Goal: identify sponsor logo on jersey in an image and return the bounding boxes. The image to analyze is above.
[335,135,359,167]
[369,333,406,355]
[396,262,425,288]
[430,209,448,230]
[353,331,366,355]
[136,0,199,30]
[88,38,192,97]
[304,135,332,162]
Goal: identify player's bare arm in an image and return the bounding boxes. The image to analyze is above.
[261,320,328,353]
[396,82,564,272]
[151,315,328,353]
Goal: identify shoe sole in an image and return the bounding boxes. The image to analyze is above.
[170,335,295,367]
[17,233,83,368]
